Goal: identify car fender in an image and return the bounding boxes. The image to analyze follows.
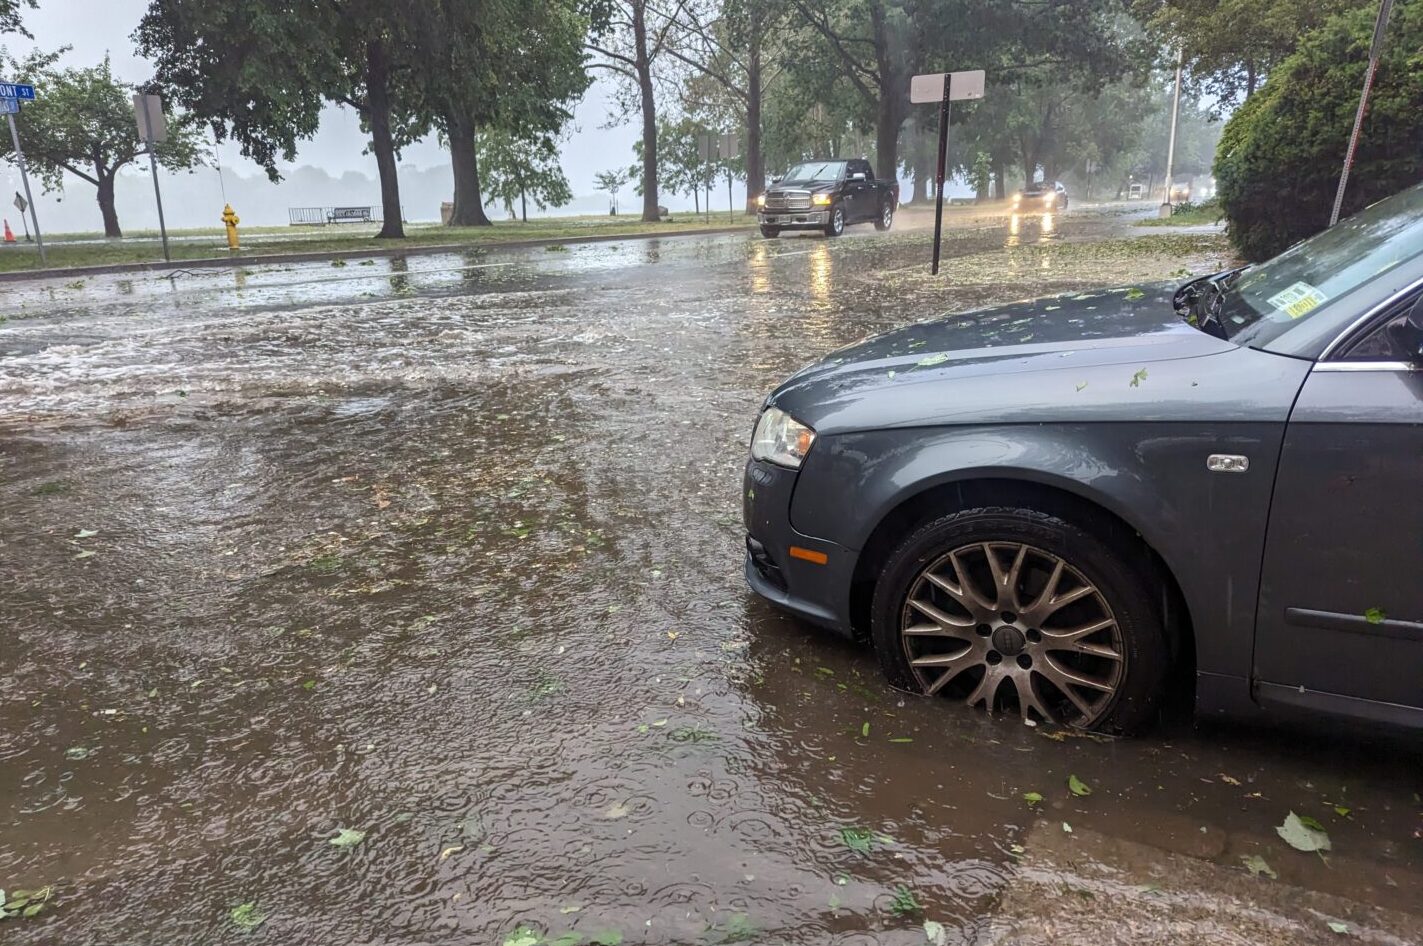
[791,421,1288,679]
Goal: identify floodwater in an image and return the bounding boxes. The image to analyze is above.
[1,208,1419,944]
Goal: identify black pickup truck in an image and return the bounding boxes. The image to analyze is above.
[757,158,898,238]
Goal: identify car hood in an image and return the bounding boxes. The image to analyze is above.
[769,181,838,193]
[765,283,1303,433]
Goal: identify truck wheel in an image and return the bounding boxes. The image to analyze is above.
[824,206,845,238]
[875,201,894,231]
[759,226,780,239]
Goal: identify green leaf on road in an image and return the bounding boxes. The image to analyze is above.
[590,932,623,946]
[1333,805,1352,818]
[861,721,870,738]
[503,928,541,946]
[1125,288,1146,301]
[1067,774,1092,796]
[230,902,265,931]
[1242,854,1277,879]
[1023,791,1044,807]
[915,353,949,367]
[1327,921,1349,934]
[1364,608,1385,625]
[328,827,366,848]
[924,919,948,945]
[547,934,582,946]
[1129,368,1148,388]
[1276,812,1330,852]
[889,737,913,743]
[889,884,922,916]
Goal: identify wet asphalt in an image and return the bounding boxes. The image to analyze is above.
[1,206,1420,944]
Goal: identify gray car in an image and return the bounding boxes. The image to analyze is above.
[744,183,1423,734]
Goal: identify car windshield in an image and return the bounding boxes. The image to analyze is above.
[1219,183,1423,347]
[782,161,845,182]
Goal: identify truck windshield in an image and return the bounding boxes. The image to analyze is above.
[1221,183,1423,347]
[782,162,845,182]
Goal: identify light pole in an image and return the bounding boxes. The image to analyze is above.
[1159,46,1184,219]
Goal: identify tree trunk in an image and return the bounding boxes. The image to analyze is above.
[992,155,1006,199]
[633,1,660,223]
[520,179,527,222]
[743,35,765,214]
[96,171,121,238]
[446,108,492,227]
[1245,61,1257,98]
[365,39,405,239]
[869,0,903,186]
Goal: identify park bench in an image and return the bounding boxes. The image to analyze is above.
[327,206,373,224]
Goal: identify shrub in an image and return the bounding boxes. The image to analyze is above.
[1216,3,1423,261]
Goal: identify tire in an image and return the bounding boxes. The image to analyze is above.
[824,205,845,238]
[760,225,780,238]
[1058,198,1069,212]
[869,506,1170,735]
[874,200,894,231]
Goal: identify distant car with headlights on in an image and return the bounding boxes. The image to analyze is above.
[757,158,898,238]
[1012,181,1068,213]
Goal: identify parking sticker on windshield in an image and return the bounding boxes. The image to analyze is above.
[1267,281,1328,319]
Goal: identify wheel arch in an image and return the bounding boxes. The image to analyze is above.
[847,474,1196,684]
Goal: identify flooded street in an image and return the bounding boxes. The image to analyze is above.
[2,207,1420,944]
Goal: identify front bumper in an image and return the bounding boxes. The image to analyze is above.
[758,210,828,228]
[742,456,856,636]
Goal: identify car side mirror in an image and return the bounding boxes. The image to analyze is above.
[771,176,782,184]
[1386,295,1423,362]
[850,172,867,181]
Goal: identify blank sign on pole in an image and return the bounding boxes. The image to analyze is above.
[133,93,168,145]
[909,69,985,104]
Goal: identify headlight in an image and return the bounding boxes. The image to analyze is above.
[812,193,832,206]
[751,407,816,469]
[1045,191,1057,205]
[756,194,766,207]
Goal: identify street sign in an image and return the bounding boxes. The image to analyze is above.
[0,99,18,115]
[133,93,168,145]
[911,69,989,275]
[719,132,740,159]
[0,82,35,100]
[909,69,985,104]
[13,191,26,213]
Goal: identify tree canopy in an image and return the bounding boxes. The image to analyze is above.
[477,127,573,221]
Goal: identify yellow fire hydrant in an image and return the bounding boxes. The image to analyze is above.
[222,203,240,251]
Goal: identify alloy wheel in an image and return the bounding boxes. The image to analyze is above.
[882,205,893,228]
[898,541,1125,727]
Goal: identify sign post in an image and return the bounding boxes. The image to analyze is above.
[134,93,171,262]
[910,69,985,275]
[14,190,29,240]
[0,83,45,265]
[1331,0,1394,226]
[720,132,740,223]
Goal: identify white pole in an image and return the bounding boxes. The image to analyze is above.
[1159,46,1184,218]
[7,111,45,265]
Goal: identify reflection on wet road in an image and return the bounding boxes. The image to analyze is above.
[1,209,1419,944]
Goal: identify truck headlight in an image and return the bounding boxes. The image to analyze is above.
[751,407,816,469]
[756,194,766,207]
[812,193,832,206]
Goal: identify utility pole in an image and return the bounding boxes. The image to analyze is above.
[1331,0,1395,226]
[1159,46,1184,219]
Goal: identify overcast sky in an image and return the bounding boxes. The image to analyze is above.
[0,0,675,229]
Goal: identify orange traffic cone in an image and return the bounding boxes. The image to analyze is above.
[3,219,14,244]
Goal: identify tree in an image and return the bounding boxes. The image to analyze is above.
[586,0,688,222]
[633,117,729,213]
[409,0,592,227]
[136,0,419,239]
[594,167,634,214]
[1131,0,1359,108]
[477,128,573,222]
[1216,1,1423,260]
[0,50,205,237]
[664,0,784,212]
[0,0,34,36]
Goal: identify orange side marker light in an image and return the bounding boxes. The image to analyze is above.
[788,546,828,565]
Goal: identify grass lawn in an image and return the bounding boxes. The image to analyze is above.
[0,213,758,275]
[1136,201,1225,228]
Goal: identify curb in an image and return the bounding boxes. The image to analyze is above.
[0,224,754,284]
